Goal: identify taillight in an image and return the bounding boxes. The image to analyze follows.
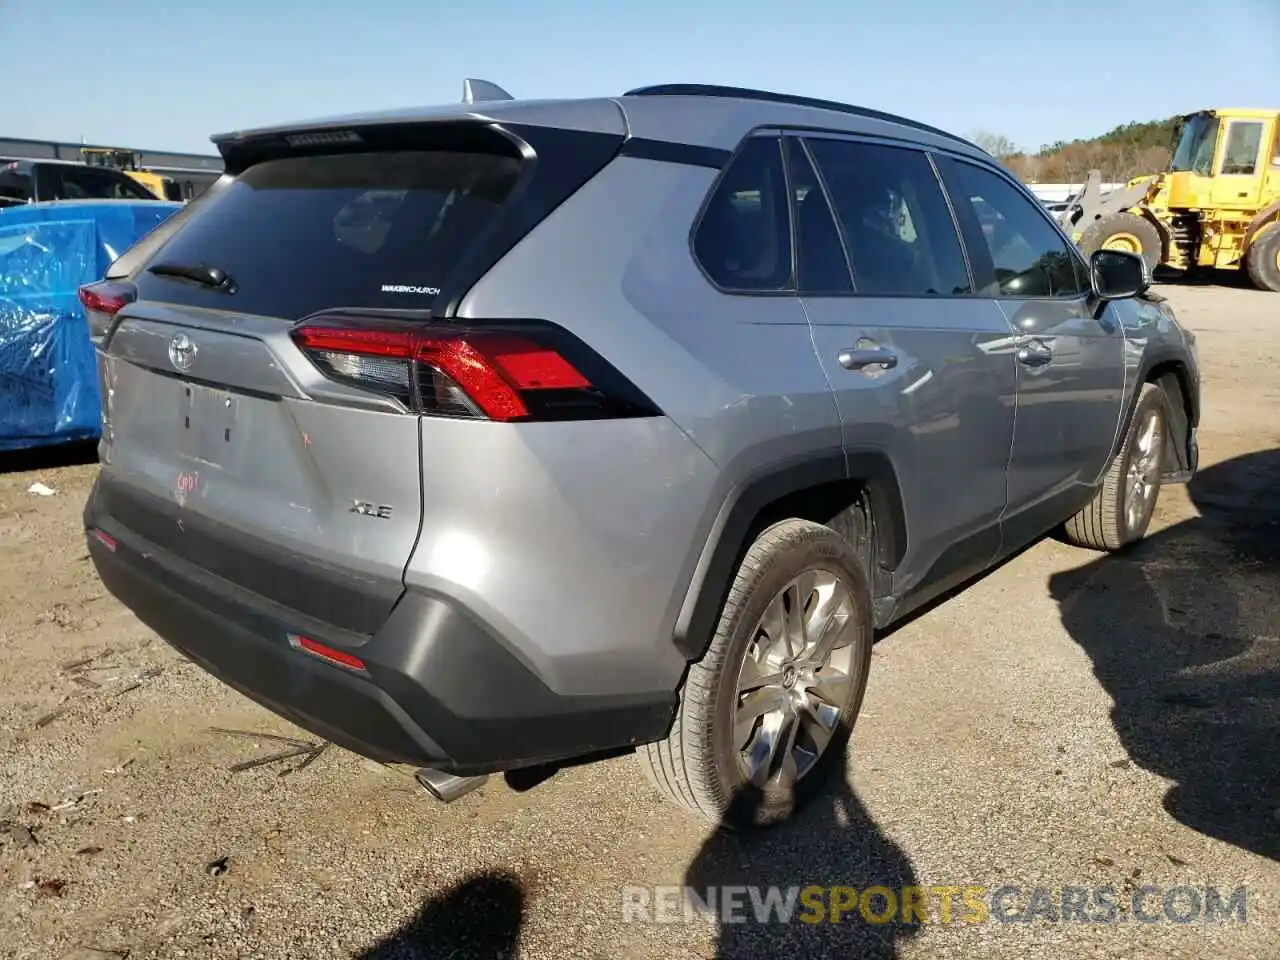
[78,280,137,343]
[289,315,659,422]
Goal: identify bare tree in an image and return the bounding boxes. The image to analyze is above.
[972,130,1018,158]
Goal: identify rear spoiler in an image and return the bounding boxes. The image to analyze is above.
[210,78,518,173]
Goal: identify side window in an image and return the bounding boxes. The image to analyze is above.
[56,166,155,201]
[53,166,104,199]
[785,138,852,294]
[0,162,34,205]
[1221,121,1263,176]
[693,137,793,291]
[805,138,972,297]
[939,158,1084,299]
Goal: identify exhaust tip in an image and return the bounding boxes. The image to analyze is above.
[414,767,490,803]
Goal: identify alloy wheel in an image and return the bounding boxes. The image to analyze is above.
[1125,407,1164,532]
[733,569,863,790]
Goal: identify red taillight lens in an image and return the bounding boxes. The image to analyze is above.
[79,280,137,341]
[290,318,654,422]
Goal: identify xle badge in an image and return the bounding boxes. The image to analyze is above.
[350,500,393,520]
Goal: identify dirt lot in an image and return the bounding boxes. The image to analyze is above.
[1,283,1277,960]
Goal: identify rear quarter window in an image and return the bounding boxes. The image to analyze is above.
[133,149,524,320]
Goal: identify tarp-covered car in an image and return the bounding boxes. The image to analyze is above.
[0,199,180,451]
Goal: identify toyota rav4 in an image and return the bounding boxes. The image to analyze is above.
[80,81,1200,828]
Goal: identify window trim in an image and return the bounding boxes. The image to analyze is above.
[783,136,855,295]
[687,130,798,297]
[933,150,1094,302]
[784,129,982,300]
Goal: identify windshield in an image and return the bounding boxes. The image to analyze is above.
[1170,114,1220,175]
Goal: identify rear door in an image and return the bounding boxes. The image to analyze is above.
[95,135,535,635]
[935,155,1125,539]
[793,134,1018,597]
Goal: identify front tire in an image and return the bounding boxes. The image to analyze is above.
[1062,382,1169,551]
[638,519,873,828]
[1078,212,1163,277]
[1244,226,1280,293]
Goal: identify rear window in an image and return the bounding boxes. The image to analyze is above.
[133,149,524,319]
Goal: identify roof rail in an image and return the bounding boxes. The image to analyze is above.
[462,78,514,105]
[622,84,981,152]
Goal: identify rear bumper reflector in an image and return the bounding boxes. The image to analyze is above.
[289,633,368,673]
[88,528,117,552]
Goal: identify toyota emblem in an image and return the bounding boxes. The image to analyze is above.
[168,332,197,372]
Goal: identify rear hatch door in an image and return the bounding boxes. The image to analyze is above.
[94,132,540,635]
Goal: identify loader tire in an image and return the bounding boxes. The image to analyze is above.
[1078,212,1163,276]
[1244,225,1280,292]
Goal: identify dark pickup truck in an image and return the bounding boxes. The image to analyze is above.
[0,159,162,208]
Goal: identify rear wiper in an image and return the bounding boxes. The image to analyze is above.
[148,261,237,293]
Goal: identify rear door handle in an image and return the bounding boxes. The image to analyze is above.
[1015,342,1053,368]
[838,348,898,371]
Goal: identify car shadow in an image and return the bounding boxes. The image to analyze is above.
[684,749,922,958]
[1049,448,1280,861]
[354,870,525,960]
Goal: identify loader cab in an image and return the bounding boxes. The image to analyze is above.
[1166,109,1279,211]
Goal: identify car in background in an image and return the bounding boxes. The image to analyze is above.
[0,158,164,208]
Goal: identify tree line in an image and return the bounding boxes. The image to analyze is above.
[973,118,1178,185]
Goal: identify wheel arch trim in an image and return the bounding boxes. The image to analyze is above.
[672,448,908,661]
[1111,347,1199,480]
[1243,201,1280,249]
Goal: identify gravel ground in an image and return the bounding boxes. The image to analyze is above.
[0,283,1277,960]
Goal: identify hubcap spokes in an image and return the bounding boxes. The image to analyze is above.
[734,570,860,790]
[1125,408,1163,530]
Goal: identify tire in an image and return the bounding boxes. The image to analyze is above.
[638,519,873,828]
[1077,212,1163,277]
[1244,225,1280,292]
[1062,382,1169,552]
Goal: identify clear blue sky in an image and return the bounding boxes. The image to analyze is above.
[5,0,1277,156]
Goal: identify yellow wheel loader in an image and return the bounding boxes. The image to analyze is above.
[1057,108,1280,291]
[80,147,176,200]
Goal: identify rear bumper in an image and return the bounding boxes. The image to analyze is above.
[85,489,676,776]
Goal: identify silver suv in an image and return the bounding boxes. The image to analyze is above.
[80,82,1200,828]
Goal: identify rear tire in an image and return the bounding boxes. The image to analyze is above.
[638,519,873,828]
[1062,382,1169,552]
[1077,212,1163,277]
[1244,226,1280,292]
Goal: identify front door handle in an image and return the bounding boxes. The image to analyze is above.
[1015,342,1053,368]
[838,348,898,371]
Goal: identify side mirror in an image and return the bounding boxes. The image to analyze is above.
[1089,248,1150,300]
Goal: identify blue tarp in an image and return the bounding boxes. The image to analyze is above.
[0,200,180,451]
